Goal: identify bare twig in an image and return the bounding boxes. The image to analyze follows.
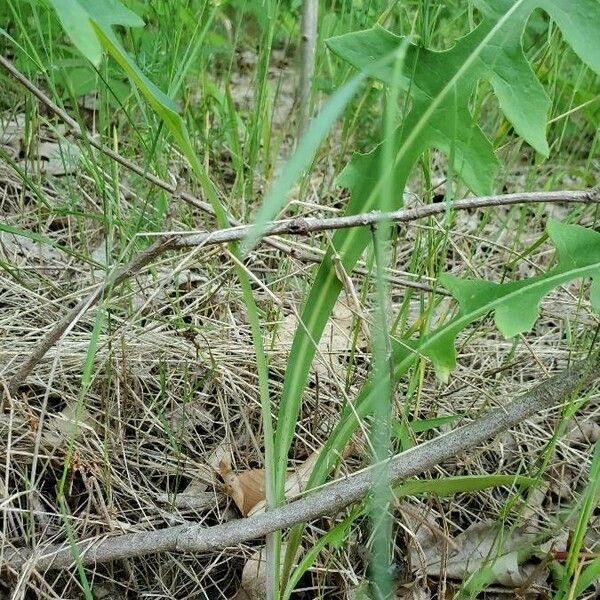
[2,55,598,294]
[2,54,599,256]
[7,188,599,394]
[167,187,600,248]
[0,54,297,259]
[298,0,319,138]
[6,237,176,396]
[0,55,221,219]
[4,354,598,571]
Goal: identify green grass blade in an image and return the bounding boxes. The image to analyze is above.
[285,219,600,589]
[367,42,408,598]
[282,506,363,600]
[283,475,534,600]
[557,436,600,599]
[242,72,366,253]
[395,475,536,498]
[574,555,600,597]
[55,307,105,600]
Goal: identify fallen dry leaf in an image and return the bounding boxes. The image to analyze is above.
[248,450,320,516]
[219,453,266,517]
[220,450,321,517]
[234,542,300,600]
[28,140,82,175]
[42,402,96,449]
[237,546,270,600]
[396,581,432,600]
[411,518,542,587]
[0,113,82,175]
[0,113,25,155]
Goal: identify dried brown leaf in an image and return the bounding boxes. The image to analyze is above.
[42,402,95,449]
[221,450,321,517]
[219,453,266,517]
[238,546,269,600]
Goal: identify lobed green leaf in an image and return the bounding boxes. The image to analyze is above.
[281,2,600,580]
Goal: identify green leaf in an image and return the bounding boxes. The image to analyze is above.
[84,0,144,27]
[277,2,600,587]
[242,73,366,253]
[285,219,600,576]
[47,0,177,113]
[330,1,600,205]
[431,220,600,379]
[575,555,600,597]
[476,1,600,75]
[395,475,536,498]
[282,506,363,600]
[327,19,548,182]
[47,0,101,66]
[47,0,143,67]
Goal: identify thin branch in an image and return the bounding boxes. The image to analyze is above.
[2,56,598,293]
[168,187,600,247]
[0,54,292,258]
[2,55,599,259]
[4,354,598,571]
[6,237,176,396]
[0,53,418,293]
[7,188,599,394]
[298,0,319,138]
[0,55,219,218]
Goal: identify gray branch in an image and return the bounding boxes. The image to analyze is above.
[7,187,600,395]
[0,54,295,259]
[4,354,598,571]
[169,187,600,248]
